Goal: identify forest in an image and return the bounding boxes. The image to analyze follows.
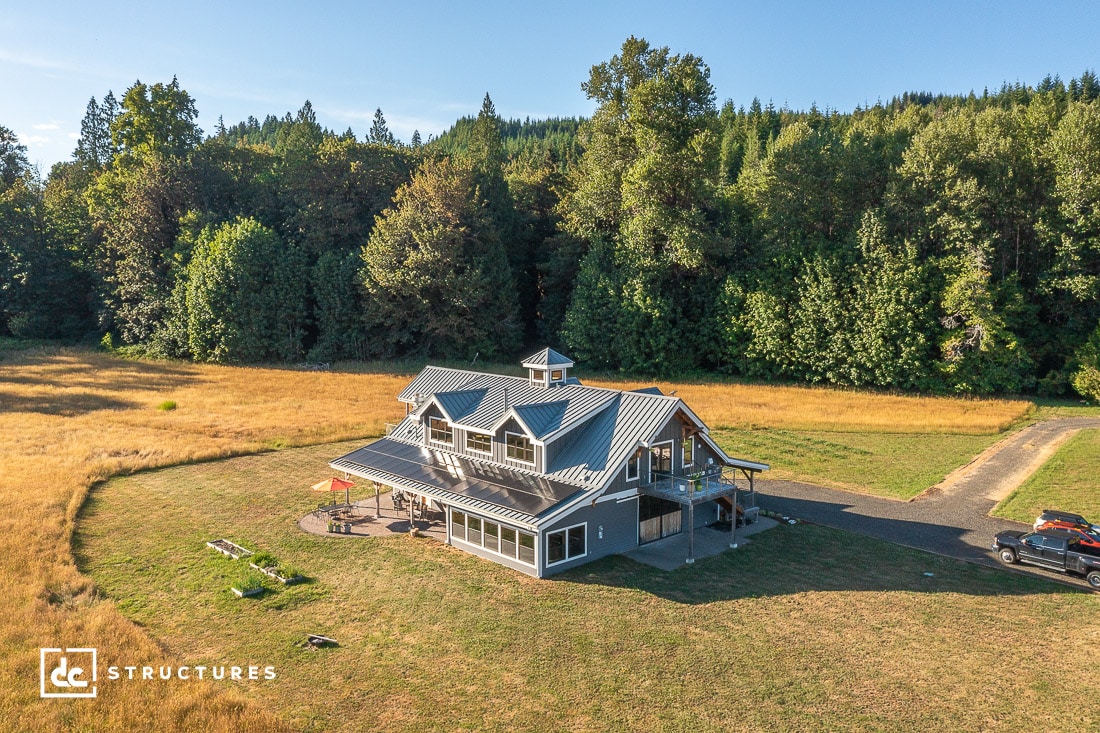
[2,36,1100,399]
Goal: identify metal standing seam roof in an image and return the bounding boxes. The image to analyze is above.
[413,373,617,441]
[347,363,768,526]
[520,347,574,368]
[397,366,501,404]
[330,438,584,527]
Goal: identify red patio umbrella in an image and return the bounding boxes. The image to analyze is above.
[311,477,355,506]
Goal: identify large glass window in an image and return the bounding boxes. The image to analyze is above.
[450,510,534,566]
[546,524,586,566]
[466,431,492,453]
[651,442,672,479]
[506,432,534,464]
[682,437,694,467]
[429,416,453,445]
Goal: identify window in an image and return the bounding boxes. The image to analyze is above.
[500,526,517,558]
[518,532,535,564]
[682,436,694,467]
[546,523,586,566]
[483,521,499,552]
[551,369,563,381]
[450,511,534,565]
[531,369,545,384]
[626,448,642,482]
[429,416,453,445]
[506,432,534,464]
[650,442,672,479]
[466,431,492,453]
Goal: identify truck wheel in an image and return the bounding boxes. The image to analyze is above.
[998,548,1017,564]
[1087,571,1100,590]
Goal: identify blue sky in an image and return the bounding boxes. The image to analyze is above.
[3,0,1098,171]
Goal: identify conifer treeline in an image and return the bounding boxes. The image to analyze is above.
[2,42,1100,399]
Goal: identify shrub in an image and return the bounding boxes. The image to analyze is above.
[157,400,177,411]
[250,551,277,569]
[232,568,265,592]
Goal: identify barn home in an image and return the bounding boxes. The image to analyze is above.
[331,348,768,576]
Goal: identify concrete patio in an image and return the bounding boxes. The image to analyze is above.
[624,516,779,571]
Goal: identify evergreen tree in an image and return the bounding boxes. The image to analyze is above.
[368,108,396,146]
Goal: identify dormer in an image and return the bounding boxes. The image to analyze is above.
[522,347,574,388]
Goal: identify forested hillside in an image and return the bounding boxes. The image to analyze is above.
[2,38,1100,398]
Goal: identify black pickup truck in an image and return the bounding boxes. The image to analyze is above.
[993,529,1100,589]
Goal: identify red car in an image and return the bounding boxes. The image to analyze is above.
[1036,521,1100,550]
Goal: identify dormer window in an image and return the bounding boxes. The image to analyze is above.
[551,369,564,383]
[429,416,453,445]
[506,432,535,464]
[530,369,546,386]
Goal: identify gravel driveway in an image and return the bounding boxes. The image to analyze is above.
[755,418,1100,590]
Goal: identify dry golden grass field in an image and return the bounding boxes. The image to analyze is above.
[0,344,1074,732]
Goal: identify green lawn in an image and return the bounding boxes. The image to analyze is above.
[76,441,1099,732]
[994,428,1100,523]
[713,428,1002,499]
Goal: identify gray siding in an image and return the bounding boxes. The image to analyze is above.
[541,496,639,577]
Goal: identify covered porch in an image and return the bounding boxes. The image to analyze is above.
[637,464,762,565]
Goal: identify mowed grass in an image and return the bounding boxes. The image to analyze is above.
[994,428,1100,523]
[78,442,1100,732]
[712,428,1001,499]
[0,345,1049,731]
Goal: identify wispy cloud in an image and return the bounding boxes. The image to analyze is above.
[33,122,61,131]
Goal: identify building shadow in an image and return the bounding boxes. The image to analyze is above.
[561,517,1083,604]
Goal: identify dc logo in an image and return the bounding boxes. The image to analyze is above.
[40,648,97,698]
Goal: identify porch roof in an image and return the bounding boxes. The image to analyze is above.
[330,438,584,527]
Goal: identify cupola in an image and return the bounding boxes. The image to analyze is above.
[521,347,574,388]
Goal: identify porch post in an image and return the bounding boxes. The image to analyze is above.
[409,496,415,535]
[374,482,380,517]
[730,486,738,549]
[686,501,695,564]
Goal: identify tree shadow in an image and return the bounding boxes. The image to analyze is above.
[0,388,140,416]
[0,355,202,394]
[561,520,1083,603]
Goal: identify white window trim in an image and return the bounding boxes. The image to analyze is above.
[530,369,546,386]
[545,522,587,567]
[505,430,536,466]
[466,430,493,455]
[550,369,564,382]
[428,416,453,446]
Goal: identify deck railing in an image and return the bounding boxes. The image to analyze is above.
[639,465,739,503]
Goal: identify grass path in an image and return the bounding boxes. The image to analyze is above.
[994,428,1100,522]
